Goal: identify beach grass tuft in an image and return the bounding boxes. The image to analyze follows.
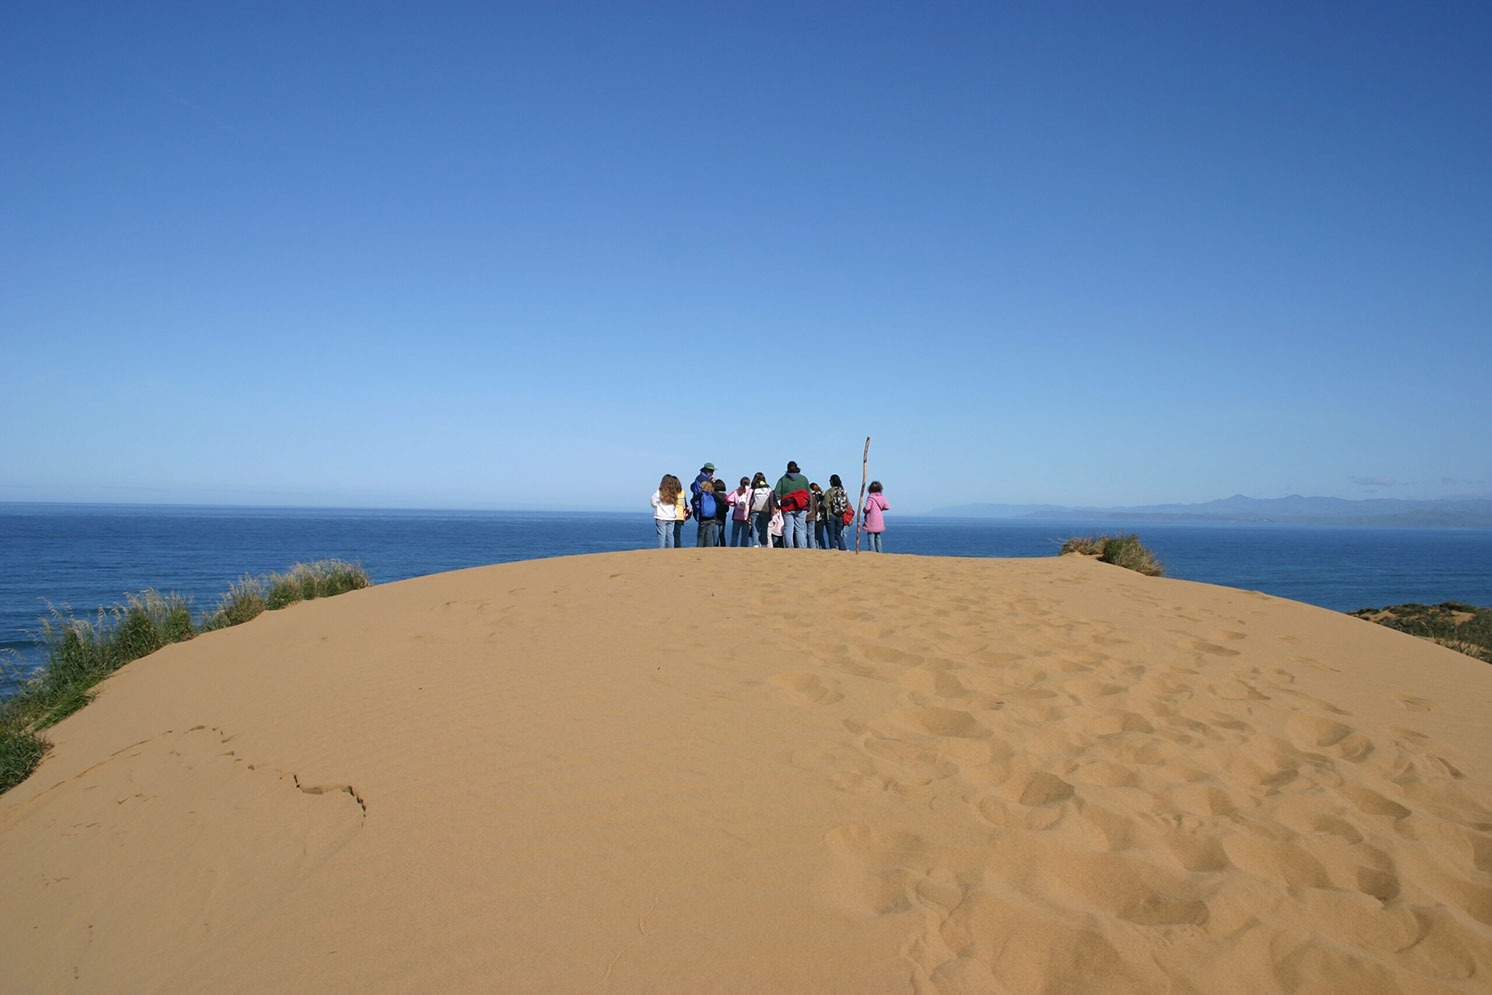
[0,561,371,796]
[1059,534,1165,576]
[0,650,50,792]
[265,560,369,610]
[202,576,267,630]
[0,725,47,794]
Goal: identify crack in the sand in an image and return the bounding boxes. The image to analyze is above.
[291,773,367,815]
[593,886,667,989]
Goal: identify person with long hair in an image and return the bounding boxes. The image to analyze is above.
[823,473,851,551]
[650,474,683,548]
[672,476,689,547]
[748,472,775,548]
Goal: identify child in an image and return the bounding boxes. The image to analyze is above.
[768,507,784,548]
[728,477,752,547]
[862,480,889,552]
[694,480,721,547]
[650,474,682,548]
[712,478,730,546]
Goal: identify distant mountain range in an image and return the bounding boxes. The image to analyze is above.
[926,495,1492,528]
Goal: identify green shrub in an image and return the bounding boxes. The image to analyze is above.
[114,605,164,661]
[0,726,46,794]
[32,682,97,729]
[1059,533,1165,576]
[37,592,196,682]
[1350,602,1492,664]
[162,601,195,643]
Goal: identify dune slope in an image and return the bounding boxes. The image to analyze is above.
[2,550,1489,993]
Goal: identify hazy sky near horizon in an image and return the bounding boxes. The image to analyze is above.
[3,1,1488,513]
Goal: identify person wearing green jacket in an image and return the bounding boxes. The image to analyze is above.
[774,461,811,548]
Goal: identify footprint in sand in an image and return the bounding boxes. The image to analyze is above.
[767,672,843,707]
[1009,771,1076,807]
[1340,784,1411,821]
[1072,798,1157,852]
[1077,711,1155,737]
[860,736,959,785]
[1284,714,1376,763]
[1062,678,1126,698]
[888,706,988,740]
[896,665,969,699]
[1275,687,1352,715]
[1221,835,1332,889]
[813,824,928,917]
[854,644,922,667]
[1285,714,1354,748]
[1069,760,1139,789]
[1290,654,1339,673]
[1026,850,1211,927]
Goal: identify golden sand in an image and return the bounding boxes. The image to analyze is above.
[2,550,1489,993]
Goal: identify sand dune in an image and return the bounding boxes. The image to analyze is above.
[2,550,1489,993]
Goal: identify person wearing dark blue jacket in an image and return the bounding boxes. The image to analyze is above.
[690,463,716,506]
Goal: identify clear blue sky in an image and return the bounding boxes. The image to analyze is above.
[3,1,1488,513]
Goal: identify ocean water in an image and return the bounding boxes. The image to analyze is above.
[4,503,1491,692]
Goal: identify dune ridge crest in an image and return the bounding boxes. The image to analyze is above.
[2,550,1489,993]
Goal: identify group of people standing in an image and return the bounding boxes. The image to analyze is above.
[650,461,890,551]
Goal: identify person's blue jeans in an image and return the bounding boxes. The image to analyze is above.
[672,520,683,547]
[783,509,809,548]
[730,519,751,546]
[697,519,720,547]
[827,518,846,550]
[866,530,883,552]
[656,518,675,548]
[753,511,771,547]
[814,520,827,549]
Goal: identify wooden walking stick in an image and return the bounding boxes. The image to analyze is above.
[854,436,870,553]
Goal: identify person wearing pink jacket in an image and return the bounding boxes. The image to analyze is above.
[862,480,890,552]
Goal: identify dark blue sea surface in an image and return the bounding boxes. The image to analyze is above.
[4,503,1491,692]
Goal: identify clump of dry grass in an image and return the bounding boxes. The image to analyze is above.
[1059,534,1165,576]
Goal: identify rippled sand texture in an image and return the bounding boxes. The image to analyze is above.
[1,550,1489,993]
